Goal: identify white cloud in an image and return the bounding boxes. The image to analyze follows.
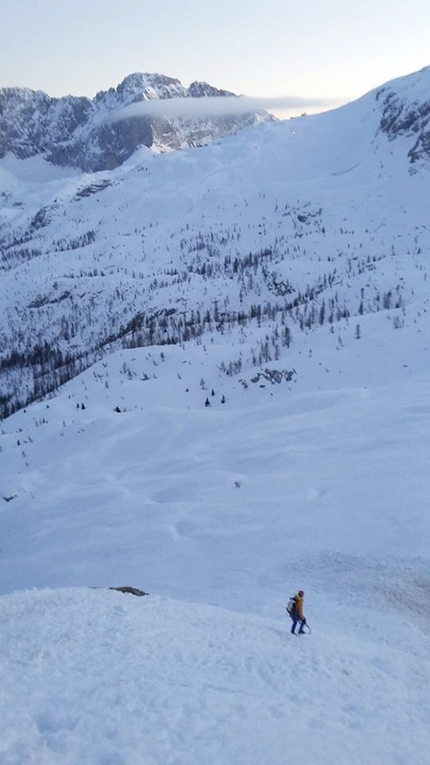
[111,94,340,122]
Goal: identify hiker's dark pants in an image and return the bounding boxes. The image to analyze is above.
[291,617,305,634]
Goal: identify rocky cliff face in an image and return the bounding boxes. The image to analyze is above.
[0,73,272,172]
[376,66,430,164]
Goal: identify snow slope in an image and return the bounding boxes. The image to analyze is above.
[2,332,430,762]
[1,588,429,765]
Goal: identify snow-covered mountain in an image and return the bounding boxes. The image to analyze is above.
[0,72,272,172]
[1,66,430,765]
[1,66,430,419]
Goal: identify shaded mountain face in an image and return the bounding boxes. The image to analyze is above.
[0,73,272,172]
[376,66,430,163]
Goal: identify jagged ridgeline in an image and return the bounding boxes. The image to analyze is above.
[0,73,273,172]
[1,66,429,419]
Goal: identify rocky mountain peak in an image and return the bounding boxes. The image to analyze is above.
[0,73,273,172]
[187,81,235,98]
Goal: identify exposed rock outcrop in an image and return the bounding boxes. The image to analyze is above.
[0,73,273,172]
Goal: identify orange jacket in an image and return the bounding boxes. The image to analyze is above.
[294,594,304,619]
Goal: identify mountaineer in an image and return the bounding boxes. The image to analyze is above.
[287,590,307,635]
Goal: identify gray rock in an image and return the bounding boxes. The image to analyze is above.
[0,72,273,172]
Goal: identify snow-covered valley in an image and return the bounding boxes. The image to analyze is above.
[1,66,430,764]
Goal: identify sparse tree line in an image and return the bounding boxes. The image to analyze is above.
[1,246,43,270]
[53,230,96,252]
[0,260,406,419]
[0,200,412,419]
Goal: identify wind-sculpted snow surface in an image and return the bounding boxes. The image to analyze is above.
[0,588,429,765]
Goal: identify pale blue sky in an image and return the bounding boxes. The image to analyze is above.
[1,0,429,115]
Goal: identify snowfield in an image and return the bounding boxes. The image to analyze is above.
[1,346,430,764]
[1,66,430,764]
[1,587,429,765]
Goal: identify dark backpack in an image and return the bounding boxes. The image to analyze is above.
[286,596,297,618]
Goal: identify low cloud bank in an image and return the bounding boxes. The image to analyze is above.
[112,94,340,121]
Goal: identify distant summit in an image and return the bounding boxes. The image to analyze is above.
[0,73,273,172]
